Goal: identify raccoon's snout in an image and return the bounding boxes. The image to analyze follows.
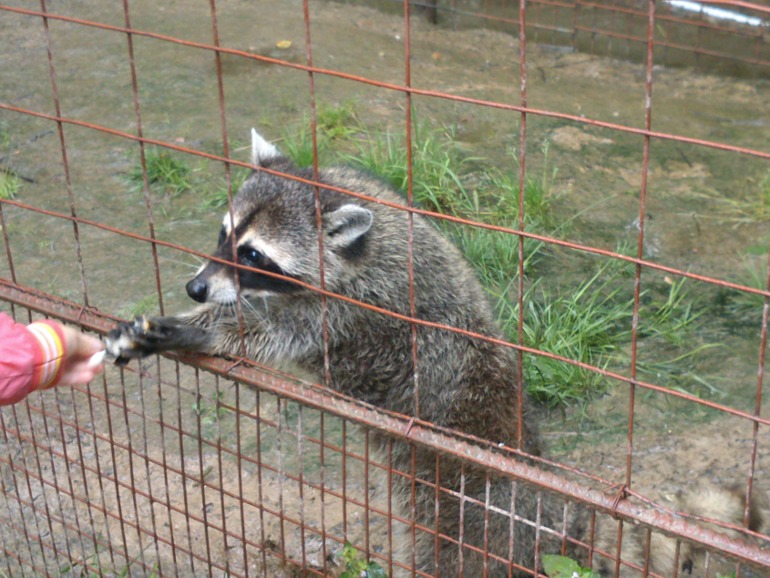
[186,277,208,303]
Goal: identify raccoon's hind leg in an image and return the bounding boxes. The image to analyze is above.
[106,315,213,365]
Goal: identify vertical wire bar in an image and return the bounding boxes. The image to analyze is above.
[0,202,17,286]
[319,411,328,572]
[743,232,770,527]
[612,519,625,576]
[301,0,331,391]
[176,362,197,575]
[276,398,287,562]
[137,366,163,571]
[39,0,89,306]
[404,0,421,422]
[533,492,543,577]
[110,370,132,567]
[121,368,148,570]
[411,446,418,575]
[254,389,269,576]
[587,509,597,569]
[18,397,63,567]
[560,502,569,555]
[642,527,652,577]
[194,368,214,576]
[65,357,102,570]
[213,375,231,574]
[85,372,118,569]
[618,0,655,569]
[458,464,467,576]
[507,480,517,578]
[296,405,307,568]
[0,430,20,575]
[387,438,394,577]
[300,3,330,572]
[516,0,529,454]
[206,4,250,558]
[401,4,423,572]
[434,454,441,577]
[234,377,248,576]
[122,0,165,315]
[208,0,232,213]
[363,430,371,566]
[483,472,492,577]
[155,361,180,574]
[42,385,88,562]
[627,0,657,490]
[342,420,348,542]
[209,0,248,374]
[0,410,38,570]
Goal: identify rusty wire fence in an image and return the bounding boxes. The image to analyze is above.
[1,0,770,576]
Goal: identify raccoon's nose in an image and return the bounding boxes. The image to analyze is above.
[186,277,208,303]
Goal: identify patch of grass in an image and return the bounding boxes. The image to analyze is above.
[281,121,323,168]
[642,276,703,346]
[0,172,20,199]
[701,169,770,223]
[0,123,22,199]
[201,167,251,210]
[495,256,712,406]
[280,102,359,168]
[725,259,768,322]
[0,121,10,152]
[338,542,386,578]
[478,141,557,230]
[120,294,159,318]
[500,261,631,406]
[452,224,543,288]
[127,146,193,196]
[542,554,599,578]
[193,390,230,427]
[342,123,471,215]
[317,101,358,140]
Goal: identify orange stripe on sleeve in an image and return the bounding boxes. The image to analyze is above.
[27,321,66,390]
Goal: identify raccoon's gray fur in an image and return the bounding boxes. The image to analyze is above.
[107,129,766,577]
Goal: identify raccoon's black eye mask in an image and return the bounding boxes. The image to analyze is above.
[237,246,271,270]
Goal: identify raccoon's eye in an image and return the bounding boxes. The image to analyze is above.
[238,247,267,268]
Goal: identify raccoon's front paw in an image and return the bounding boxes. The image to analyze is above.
[105,316,174,366]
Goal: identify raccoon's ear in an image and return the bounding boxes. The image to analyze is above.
[250,128,281,167]
[324,204,373,249]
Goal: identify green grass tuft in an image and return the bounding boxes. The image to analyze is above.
[127,146,193,196]
[0,172,20,200]
[725,259,769,322]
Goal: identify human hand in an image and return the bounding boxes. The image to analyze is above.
[53,325,106,387]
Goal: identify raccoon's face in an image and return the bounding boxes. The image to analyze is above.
[185,129,373,306]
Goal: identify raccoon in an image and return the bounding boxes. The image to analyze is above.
[107,129,766,577]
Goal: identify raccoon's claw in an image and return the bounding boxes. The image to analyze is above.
[105,316,173,364]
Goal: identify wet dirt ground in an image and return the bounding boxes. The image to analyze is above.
[1,0,770,575]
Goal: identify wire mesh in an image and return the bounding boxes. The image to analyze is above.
[1,0,769,576]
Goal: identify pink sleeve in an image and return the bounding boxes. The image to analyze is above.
[0,313,67,406]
